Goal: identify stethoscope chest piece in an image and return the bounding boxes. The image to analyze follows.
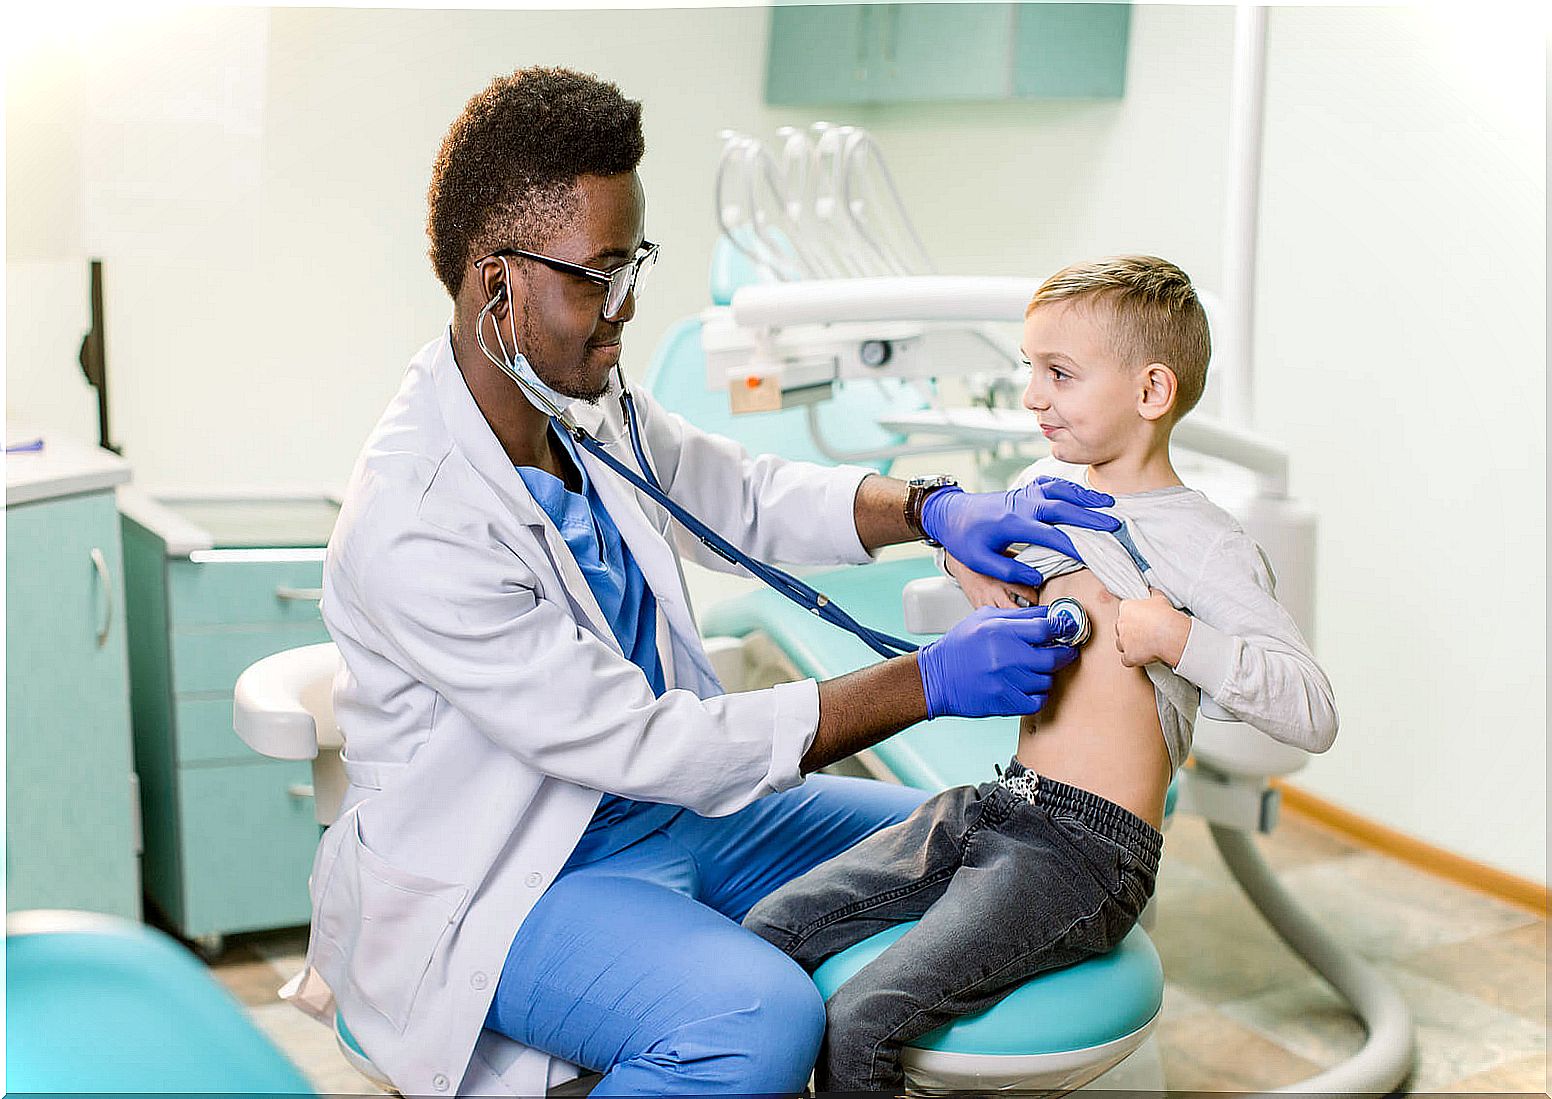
[1047,597,1092,646]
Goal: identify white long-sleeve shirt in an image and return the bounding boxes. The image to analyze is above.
[1009,457,1339,772]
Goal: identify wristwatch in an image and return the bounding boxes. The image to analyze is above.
[905,475,958,546]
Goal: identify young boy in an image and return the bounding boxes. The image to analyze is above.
[743,256,1339,1091]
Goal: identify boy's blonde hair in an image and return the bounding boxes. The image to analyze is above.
[1026,255,1211,420]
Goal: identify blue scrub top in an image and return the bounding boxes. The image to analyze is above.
[515,427,681,863]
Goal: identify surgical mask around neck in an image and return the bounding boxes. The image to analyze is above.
[477,258,576,417]
[497,323,576,416]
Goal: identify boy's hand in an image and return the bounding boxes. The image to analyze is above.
[944,553,1043,610]
[1115,589,1192,668]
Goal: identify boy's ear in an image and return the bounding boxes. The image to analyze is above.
[1137,363,1178,423]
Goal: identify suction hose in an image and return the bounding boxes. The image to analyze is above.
[1208,823,1415,1094]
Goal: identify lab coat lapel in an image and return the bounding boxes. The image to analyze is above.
[429,331,616,647]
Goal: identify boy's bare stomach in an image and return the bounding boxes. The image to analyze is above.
[1017,569,1171,830]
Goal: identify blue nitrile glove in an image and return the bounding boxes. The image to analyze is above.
[920,476,1120,588]
[917,605,1080,719]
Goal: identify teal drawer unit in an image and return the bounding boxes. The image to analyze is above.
[5,488,141,919]
[120,493,339,952]
[176,759,323,937]
[766,3,1130,106]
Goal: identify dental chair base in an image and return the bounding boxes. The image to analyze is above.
[905,1029,1157,1096]
[812,922,1163,1096]
[334,1012,397,1094]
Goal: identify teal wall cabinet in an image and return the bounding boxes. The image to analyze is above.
[6,439,140,919]
[766,3,1131,106]
[119,493,338,955]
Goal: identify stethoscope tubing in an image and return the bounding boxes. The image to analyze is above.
[584,391,919,659]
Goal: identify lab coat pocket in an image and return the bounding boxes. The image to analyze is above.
[347,819,469,1033]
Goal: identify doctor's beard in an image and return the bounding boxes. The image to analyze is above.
[520,308,613,405]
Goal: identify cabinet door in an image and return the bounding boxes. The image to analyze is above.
[873,4,1016,102]
[177,761,319,937]
[5,492,140,918]
[1013,3,1130,99]
[766,4,879,106]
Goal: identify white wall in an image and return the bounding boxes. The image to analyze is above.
[6,4,1544,882]
[1253,6,1545,882]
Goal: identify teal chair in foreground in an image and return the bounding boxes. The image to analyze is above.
[6,910,315,1094]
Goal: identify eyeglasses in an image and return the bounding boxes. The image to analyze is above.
[476,240,659,322]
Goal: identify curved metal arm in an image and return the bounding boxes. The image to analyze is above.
[1209,824,1415,1094]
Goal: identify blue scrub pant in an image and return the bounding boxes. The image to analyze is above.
[483,775,928,1095]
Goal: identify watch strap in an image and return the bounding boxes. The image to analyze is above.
[905,476,957,545]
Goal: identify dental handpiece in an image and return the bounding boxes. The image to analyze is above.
[1047,597,1091,646]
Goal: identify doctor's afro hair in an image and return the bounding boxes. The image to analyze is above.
[427,67,645,297]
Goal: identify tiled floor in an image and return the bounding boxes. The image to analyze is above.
[209,811,1549,1096]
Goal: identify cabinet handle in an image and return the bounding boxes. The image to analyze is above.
[287,783,315,799]
[276,586,324,602]
[89,547,113,647]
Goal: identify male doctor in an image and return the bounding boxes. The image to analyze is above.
[294,68,1120,1096]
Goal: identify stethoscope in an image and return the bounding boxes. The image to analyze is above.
[474,282,1094,660]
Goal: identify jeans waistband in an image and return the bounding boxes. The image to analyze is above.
[1003,759,1163,867]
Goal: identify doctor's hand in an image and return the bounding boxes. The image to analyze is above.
[920,477,1120,588]
[917,606,1079,719]
[944,552,1042,610]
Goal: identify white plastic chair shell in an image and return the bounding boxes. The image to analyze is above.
[233,642,346,825]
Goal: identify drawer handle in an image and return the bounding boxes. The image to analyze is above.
[287,783,316,799]
[276,586,324,603]
[90,547,114,647]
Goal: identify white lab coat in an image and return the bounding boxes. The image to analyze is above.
[285,331,876,1096]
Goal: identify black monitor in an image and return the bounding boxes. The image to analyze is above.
[77,258,120,454]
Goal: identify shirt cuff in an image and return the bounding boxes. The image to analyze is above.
[826,464,881,564]
[934,545,957,580]
[763,679,820,793]
[1174,618,1236,701]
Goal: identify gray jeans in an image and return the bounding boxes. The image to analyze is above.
[742,761,1162,1091]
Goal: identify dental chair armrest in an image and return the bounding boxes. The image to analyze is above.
[233,642,342,761]
[1193,698,1309,778]
[903,576,973,635]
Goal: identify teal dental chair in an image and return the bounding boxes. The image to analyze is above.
[684,238,1413,1095]
[5,909,315,1094]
